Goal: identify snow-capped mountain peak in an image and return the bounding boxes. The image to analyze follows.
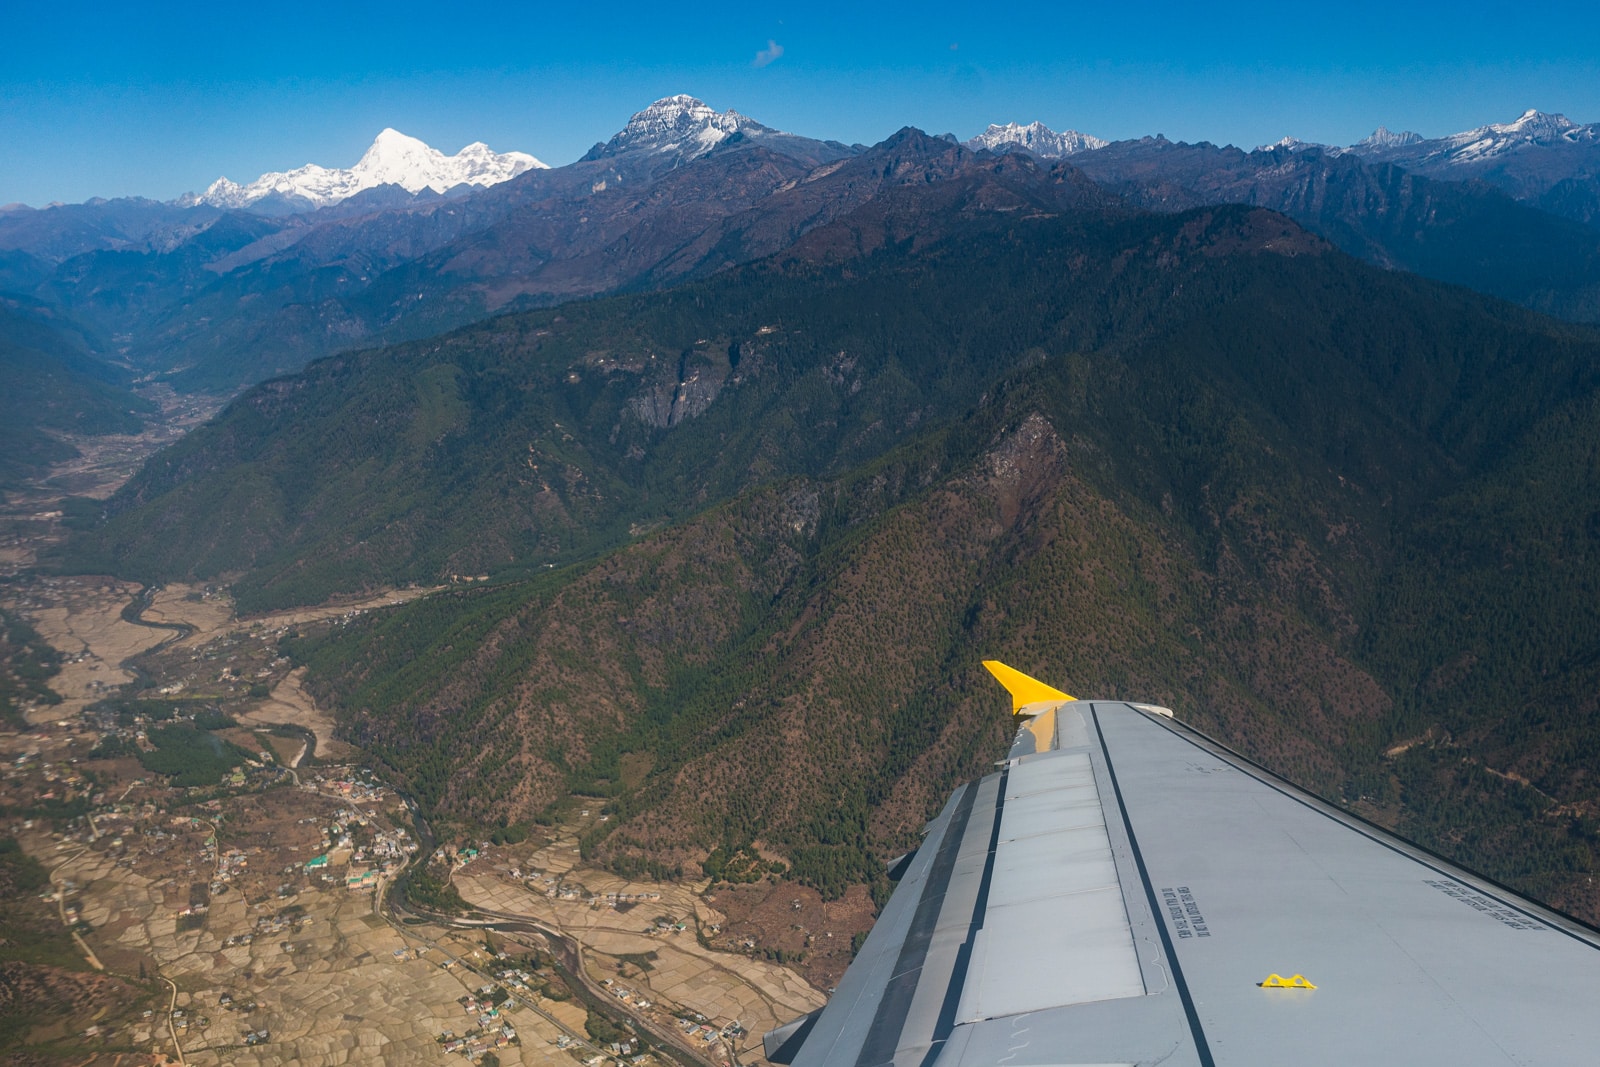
[1356,126,1424,149]
[1348,109,1599,168]
[356,128,441,180]
[585,95,776,162]
[1498,109,1579,136]
[1254,135,1329,154]
[1439,109,1584,155]
[966,121,1107,158]
[188,130,546,211]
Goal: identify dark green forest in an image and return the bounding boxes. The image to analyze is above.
[135,723,253,787]
[0,297,153,489]
[0,608,63,727]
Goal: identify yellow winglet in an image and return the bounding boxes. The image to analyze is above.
[1258,973,1317,989]
[982,660,1074,716]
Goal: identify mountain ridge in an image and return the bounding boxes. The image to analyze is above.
[972,110,1600,231]
[966,121,1107,157]
[3,101,1599,402]
[185,128,546,212]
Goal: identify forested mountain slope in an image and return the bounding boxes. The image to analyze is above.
[0,297,154,489]
[72,199,1600,614]
[293,411,1395,894]
[69,198,1287,610]
[66,198,1600,920]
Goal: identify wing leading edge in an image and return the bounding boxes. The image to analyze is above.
[769,662,1600,1066]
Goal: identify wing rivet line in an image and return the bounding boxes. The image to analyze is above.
[1258,973,1317,989]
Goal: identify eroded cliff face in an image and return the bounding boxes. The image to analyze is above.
[626,344,739,429]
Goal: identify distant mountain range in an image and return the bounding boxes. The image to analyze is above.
[1254,109,1597,161]
[1350,109,1599,171]
[1,97,1598,398]
[9,99,1594,218]
[969,109,1600,231]
[979,109,1600,230]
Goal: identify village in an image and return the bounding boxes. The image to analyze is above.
[0,567,837,1066]
[2,712,671,1066]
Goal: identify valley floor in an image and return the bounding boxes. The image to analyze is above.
[0,411,823,1066]
[451,836,827,1064]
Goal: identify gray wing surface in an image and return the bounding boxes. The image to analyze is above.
[771,698,1600,1066]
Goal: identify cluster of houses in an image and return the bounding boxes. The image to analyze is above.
[459,986,509,1021]
[318,776,386,803]
[170,1008,209,1034]
[297,805,414,890]
[2,747,99,808]
[598,889,662,907]
[674,1014,744,1047]
[357,825,413,864]
[602,1035,643,1058]
[217,845,249,885]
[500,857,671,915]
[438,1024,515,1058]
[523,876,664,910]
[439,988,517,1058]
[437,843,483,867]
[345,867,380,891]
[599,978,653,1011]
[220,907,310,948]
[217,992,258,1013]
[491,964,548,1002]
[84,802,158,843]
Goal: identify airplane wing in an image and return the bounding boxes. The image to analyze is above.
[764,662,1600,1066]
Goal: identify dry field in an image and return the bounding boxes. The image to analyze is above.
[455,841,827,1065]
[23,784,602,1067]
[7,572,436,751]
[140,585,444,652]
[236,669,353,763]
[9,576,174,722]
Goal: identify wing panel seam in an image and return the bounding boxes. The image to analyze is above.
[914,766,1009,1067]
[853,778,983,1067]
[1092,704,1215,1067]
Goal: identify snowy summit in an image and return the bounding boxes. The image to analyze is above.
[1427,109,1595,159]
[1355,126,1424,149]
[190,129,546,210]
[583,95,776,162]
[1254,135,1328,153]
[1347,109,1600,166]
[966,121,1107,158]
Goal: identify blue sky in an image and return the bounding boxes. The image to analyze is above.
[5,0,1599,205]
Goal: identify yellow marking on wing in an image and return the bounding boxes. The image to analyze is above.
[1023,706,1057,751]
[1259,973,1317,989]
[983,660,1074,715]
